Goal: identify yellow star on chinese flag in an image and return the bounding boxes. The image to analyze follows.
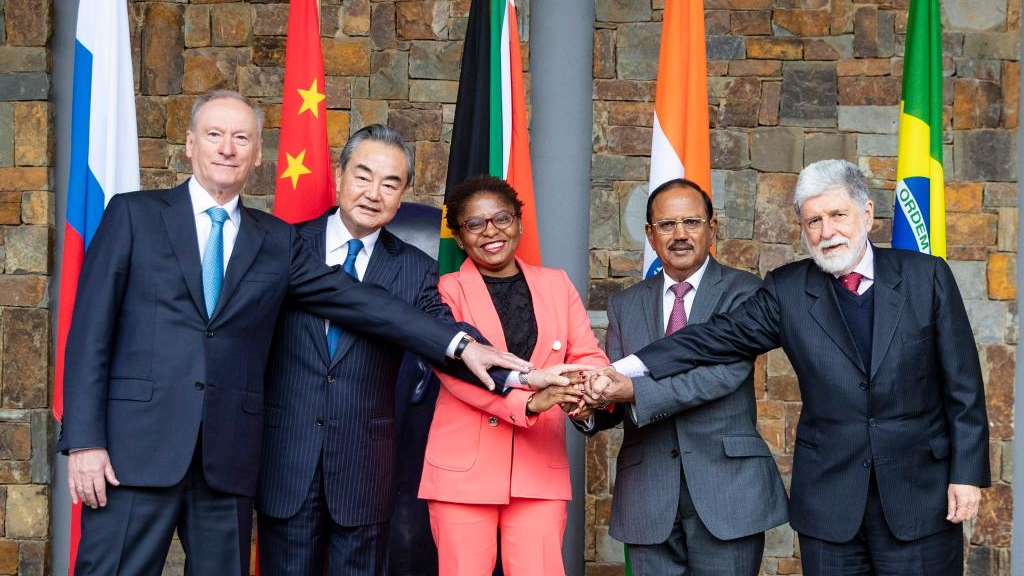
[296,78,326,118]
[280,149,312,189]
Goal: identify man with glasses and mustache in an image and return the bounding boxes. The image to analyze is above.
[588,160,989,576]
[578,178,787,575]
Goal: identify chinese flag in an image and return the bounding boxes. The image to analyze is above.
[274,0,334,224]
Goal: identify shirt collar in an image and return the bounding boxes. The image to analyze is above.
[188,177,241,226]
[326,209,381,255]
[663,256,710,297]
[833,242,875,281]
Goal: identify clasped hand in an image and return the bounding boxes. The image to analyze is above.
[524,365,635,421]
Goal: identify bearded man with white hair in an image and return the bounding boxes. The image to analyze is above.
[591,159,990,575]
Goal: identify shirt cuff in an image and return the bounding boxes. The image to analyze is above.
[612,355,649,378]
[628,403,639,426]
[445,331,468,359]
[506,371,528,389]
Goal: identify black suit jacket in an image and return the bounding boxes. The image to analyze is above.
[257,209,483,525]
[56,183,466,498]
[636,246,990,542]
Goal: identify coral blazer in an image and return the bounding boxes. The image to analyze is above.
[419,257,609,504]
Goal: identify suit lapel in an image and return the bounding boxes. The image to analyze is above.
[160,183,207,319]
[869,248,905,379]
[330,229,403,367]
[210,205,266,322]
[641,273,663,340]
[688,258,724,325]
[806,265,867,373]
[520,260,557,365]
[457,258,508,352]
[300,212,332,365]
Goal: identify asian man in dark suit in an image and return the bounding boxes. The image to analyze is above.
[591,160,989,576]
[56,92,531,576]
[581,180,787,576]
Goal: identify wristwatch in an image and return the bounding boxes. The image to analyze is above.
[525,394,537,416]
[518,369,532,388]
[453,334,476,360]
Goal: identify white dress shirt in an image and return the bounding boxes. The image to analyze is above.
[189,177,241,273]
[660,256,710,333]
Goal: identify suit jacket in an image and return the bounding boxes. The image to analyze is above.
[56,183,463,498]
[589,259,788,544]
[257,209,477,525]
[418,258,609,503]
[636,246,991,542]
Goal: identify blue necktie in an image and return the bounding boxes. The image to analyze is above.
[326,238,363,358]
[202,206,229,318]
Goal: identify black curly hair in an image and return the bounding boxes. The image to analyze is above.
[444,174,525,233]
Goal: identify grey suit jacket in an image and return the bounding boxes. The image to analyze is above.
[591,258,788,543]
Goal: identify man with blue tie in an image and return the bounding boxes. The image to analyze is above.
[56,92,531,576]
[257,124,455,575]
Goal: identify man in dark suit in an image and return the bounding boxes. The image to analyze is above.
[56,92,530,575]
[256,124,458,575]
[581,179,787,575]
[592,160,989,576]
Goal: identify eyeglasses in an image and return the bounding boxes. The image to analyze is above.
[650,218,709,235]
[460,212,518,234]
[802,211,851,231]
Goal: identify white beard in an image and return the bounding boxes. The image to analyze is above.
[806,231,867,275]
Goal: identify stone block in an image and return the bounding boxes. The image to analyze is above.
[759,81,782,126]
[731,11,771,35]
[860,156,897,181]
[140,169,179,191]
[705,11,731,35]
[165,96,196,144]
[780,62,837,128]
[716,238,758,271]
[965,299,1009,344]
[140,4,184,96]
[837,106,899,133]
[182,48,248,95]
[252,36,286,68]
[342,0,371,36]
[370,2,397,50]
[605,102,653,127]
[593,79,656,101]
[322,39,371,76]
[857,134,898,157]
[396,1,448,40]
[237,66,284,98]
[945,182,984,213]
[184,5,211,48]
[0,274,46,307]
[984,182,1017,207]
[746,37,803,60]
[325,110,350,148]
[589,250,610,279]
[2,308,48,409]
[601,126,652,156]
[21,191,50,226]
[388,107,441,142]
[0,73,48,101]
[5,485,47,538]
[838,76,901,106]
[591,155,649,182]
[706,35,746,61]
[1002,62,1019,130]
[589,186,620,249]
[804,35,854,60]
[953,130,1017,182]
[253,4,288,36]
[987,253,1015,300]
[765,523,795,557]
[617,23,661,79]
[135,97,166,139]
[608,251,642,278]
[831,0,856,34]
[351,99,389,133]
[804,132,857,165]
[4,0,49,46]
[0,47,46,73]
[944,0,1007,30]
[618,182,648,251]
[12,102,49,167]
[370,51,409,100]
[17,540,45,576]
[323,76,351,111]
[5,227,47,274]
[730,60,781,77]
[836,58,890,77]
[0,104,10,169]
[710,130,749,169]
[320,4,341,38]
[705,0,772,8]
[409,41,462,80]
[413,140,448,195]
[854,7,896,58]
[963,32,1020,60]
[595,0,652,22]
[409,80,458,104]
[0,422,29,459]
[997,208,1017,252]
[773,9,830,36]
[754,173,800,244]
[0,541,16,574]
[956,59,1002,81]
[953,79,1002,129]
[593,28,616,79]
[973,482,1012,546]
[949,260,987,300]
[751,127,804,172]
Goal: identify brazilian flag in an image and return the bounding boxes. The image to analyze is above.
[893,0,945,258]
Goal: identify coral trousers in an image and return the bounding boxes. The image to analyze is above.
[427,498,568,576]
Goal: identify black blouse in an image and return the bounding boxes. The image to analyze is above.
[482,270,538,361]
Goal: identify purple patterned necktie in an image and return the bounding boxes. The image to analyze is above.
[839,272,864,294]
[666,281,693,335]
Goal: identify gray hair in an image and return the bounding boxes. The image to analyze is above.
[338,124,414,186]
[792,159,870,215]
[188,90,265,136]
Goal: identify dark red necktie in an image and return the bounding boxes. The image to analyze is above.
[666,282,693,335]
[839,272,864,294]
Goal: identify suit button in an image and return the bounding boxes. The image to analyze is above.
[859,381,868,390]
[194,382,204,390]
[863,458,872,468]
[868,418,877,427]
[315,418,325,426]
[670,449,680,458]
[488,416,499,427]
[206,330,215,338]
[326,374,335,383]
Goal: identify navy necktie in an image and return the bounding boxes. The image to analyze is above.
[202,206,229,318]
[327,238,363,358]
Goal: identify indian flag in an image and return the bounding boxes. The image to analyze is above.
[439,0,539,274]
[643,0,712,279]
[893,0,945,258]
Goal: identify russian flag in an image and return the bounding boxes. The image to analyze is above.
[55,0,139,571]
